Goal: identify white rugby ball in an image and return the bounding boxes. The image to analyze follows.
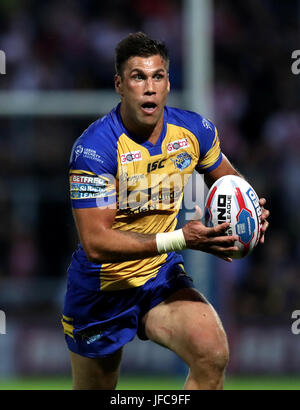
[204,175,262,259]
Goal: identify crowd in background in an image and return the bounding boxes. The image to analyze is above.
[0,0,299,324]
[0,0,183,90]
[213,0,300,323]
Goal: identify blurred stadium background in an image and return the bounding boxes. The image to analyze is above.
[0,0,300,390]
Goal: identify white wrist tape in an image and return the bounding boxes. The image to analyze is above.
[156,229,187,254]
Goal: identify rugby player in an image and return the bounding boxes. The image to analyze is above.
[62,32,269,390]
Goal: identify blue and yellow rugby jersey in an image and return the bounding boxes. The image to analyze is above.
[69,103,222,291]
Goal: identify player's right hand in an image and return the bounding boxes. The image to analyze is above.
[182,206,239,263]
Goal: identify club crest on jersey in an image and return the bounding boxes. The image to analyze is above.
[235,209,256,244]
[167,138,189,153]
[172,152,192,171]
[121,151,142,165]
[202,118,213,131]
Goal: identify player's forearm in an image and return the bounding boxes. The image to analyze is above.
[83,228,159,263]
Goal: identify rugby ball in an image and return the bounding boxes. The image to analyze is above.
[204,175,262,259]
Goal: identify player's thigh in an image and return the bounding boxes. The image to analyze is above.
[69,348,123,390]
[142,288,228,365]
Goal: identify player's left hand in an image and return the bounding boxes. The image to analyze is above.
[259,198,270,244]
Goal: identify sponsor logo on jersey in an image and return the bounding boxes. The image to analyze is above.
[73,145,103,163]
[120,151,142,164]
[70,175,110,199]
[147,159,166,173]
[71,190,109,199]
[172,153,192,171]
[167,138,189,153]
[72,183,106,194]
[71,175,106,185]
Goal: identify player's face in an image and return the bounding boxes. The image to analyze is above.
[115,55,170,132]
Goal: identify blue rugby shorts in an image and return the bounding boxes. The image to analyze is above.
[61,255,194,358]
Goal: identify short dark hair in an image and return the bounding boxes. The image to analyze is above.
[115,32,169,77]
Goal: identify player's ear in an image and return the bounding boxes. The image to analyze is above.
[115,74,123,96]
[167,75,170,93]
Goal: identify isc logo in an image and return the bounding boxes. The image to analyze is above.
[147,159,166,173]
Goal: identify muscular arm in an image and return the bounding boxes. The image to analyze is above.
[74,204,239,265]
[73,207,158,263]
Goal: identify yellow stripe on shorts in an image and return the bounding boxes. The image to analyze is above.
[61,317,75,339]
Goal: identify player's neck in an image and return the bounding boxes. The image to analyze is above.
[120,107,164,145]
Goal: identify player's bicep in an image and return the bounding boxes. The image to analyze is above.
[72,207,117,260]
[204,155,240,188]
